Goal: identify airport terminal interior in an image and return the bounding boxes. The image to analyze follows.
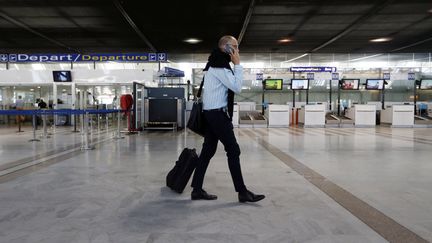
[1,1,432,242]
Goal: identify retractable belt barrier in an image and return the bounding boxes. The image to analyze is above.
[0,109,125,150]
[0,109,121,116]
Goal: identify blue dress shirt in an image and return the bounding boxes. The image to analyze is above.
[202,65,243,110]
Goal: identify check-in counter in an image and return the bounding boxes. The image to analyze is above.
[298,104,325,127]
[232,104,239,127]
[268,104,290,127]
[236,102,256,111]
[345,104,376,127]
[381,105,414,127]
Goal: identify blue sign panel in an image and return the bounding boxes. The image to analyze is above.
[256,73,263,81]
[0,54,8,62]
[307,73,314,80]
[332,73,339,80]
[149,53,157,62]
[157,53,167,62]
[383,73,391,80]
[291,67,336,72]
[408,72,415,80]
[0,53,168,63]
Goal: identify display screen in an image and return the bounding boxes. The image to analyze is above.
[290,79,309,90]
[341,79,360,90]
[264,79,283,90]
[420,79,432,90]
[366,79,384,90]
[53,71,72,82]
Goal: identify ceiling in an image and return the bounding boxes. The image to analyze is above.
[0,0,432,58]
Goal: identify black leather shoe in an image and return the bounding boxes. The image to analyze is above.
[191,189,217,200]
[238,190,265,203]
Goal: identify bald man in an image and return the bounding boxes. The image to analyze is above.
[191,35,265,203]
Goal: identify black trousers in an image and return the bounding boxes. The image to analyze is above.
[191,110,247,192]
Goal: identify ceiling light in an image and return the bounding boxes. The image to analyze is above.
[37,86,41,89]
[183,38,202,44]
[370,37,392,43]
[30,89,34,91]
[282,53,309,63]
[278,38,292,43]
[349,53,383,62]
[429,8,432,13]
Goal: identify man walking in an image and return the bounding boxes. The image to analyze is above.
[191,35,265,203]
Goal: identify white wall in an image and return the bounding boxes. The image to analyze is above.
[0,69,155,85]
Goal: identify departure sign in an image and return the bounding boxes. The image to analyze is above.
[0,53,168,63]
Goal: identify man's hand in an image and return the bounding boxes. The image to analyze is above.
[230,49,240,65]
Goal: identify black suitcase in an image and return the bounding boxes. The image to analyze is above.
[166,148,198,193]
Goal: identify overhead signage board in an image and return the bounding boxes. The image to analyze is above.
[0,53,168,63]
[256,73,264,81]
[408,72,416,80]
[332,73,339,80]
[383,73,391,80]
[290,67,336,73]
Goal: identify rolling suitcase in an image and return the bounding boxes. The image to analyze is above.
[166,148,198,193]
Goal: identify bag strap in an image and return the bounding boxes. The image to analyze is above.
[197,76,205,99]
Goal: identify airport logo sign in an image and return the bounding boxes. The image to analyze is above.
[291,67,336,72]
[0,53,168,63]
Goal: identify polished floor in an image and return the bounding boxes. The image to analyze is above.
[0,125,431,243]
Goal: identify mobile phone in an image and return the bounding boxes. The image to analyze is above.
[224,44,234,54]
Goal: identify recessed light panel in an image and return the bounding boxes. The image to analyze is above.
[183,38,202,44]
[370,37,392,43]
[278,38,292,43]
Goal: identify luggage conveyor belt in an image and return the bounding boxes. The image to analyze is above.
[325,113,354,127]
[239,111,267,128]
[414,115,432,127]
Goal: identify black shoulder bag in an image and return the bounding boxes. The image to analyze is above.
[186,77,205,136]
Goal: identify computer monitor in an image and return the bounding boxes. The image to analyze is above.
[419,79,432,90]
[366,79,384,90]
[340,79,360,90]
[53,71,72,82]
[290,79,309,90]
[264,79,283,90]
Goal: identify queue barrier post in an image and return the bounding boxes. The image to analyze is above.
[16,111,24,133]
[81,111,94,150]
[97,112,100,131]
[29,112,40,142]
[105,112,109,131]
[72,113,79,133]
[42,110,50,138]
[114,110,125,139]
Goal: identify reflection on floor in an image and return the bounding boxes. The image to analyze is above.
[0,127,431,242]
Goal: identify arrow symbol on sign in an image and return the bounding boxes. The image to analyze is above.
[149,53,156,61]
[158,53,166,61]
[0,55,8,62]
